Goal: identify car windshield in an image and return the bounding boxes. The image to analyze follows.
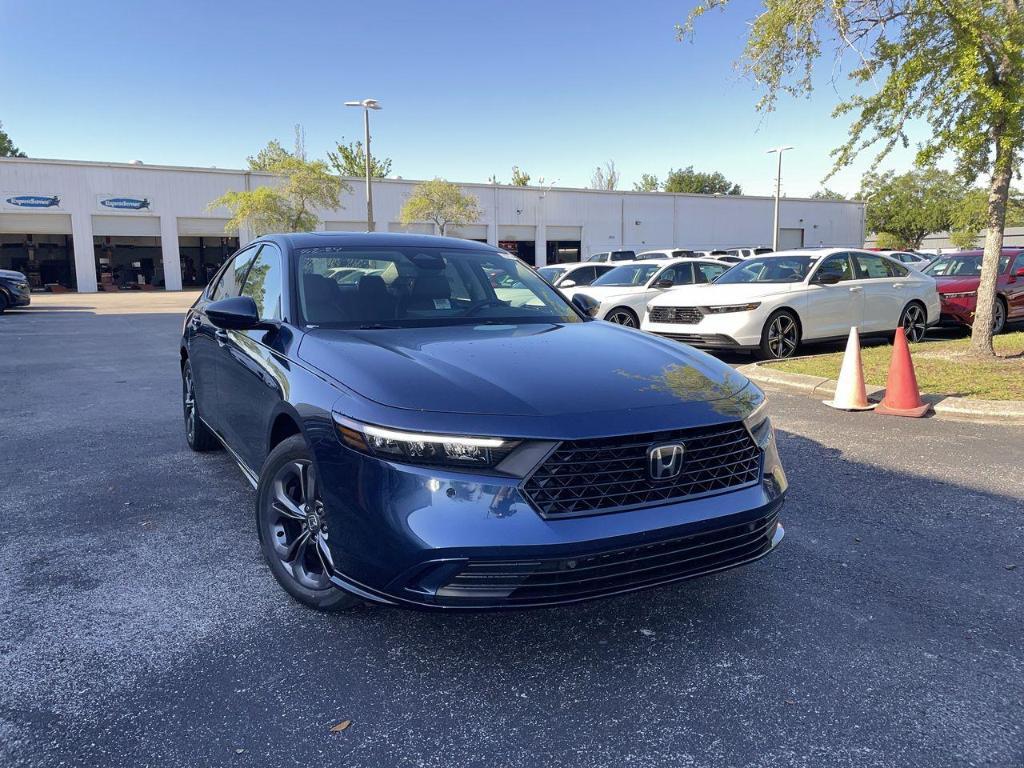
[714,256,815,284]
[296,246,581,328]
[537,266,566,283]
[922,254,1011,276]
[591,263,660,287]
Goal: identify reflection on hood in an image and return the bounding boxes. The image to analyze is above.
[617,364,762,419]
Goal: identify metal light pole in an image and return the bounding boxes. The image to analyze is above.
[767,146,794,251]
[344,98,382,232]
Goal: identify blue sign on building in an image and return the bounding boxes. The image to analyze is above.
[100,197,151,211]
[5,195,61,208]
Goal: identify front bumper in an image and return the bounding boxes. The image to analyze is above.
[642,309,766,350]
[312,426,787,609]
[938,296,977,326]
[3,287,31,307]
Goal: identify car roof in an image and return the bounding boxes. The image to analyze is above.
[259,231,501,252]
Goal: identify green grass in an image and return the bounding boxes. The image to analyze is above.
[766,331,1024,401]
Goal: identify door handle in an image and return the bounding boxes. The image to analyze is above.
[849,286,863,293]
[893,283,904,289]
[215,329,229,347]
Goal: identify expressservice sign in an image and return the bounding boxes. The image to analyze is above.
[3,194,62,210]
[96,195,154,212]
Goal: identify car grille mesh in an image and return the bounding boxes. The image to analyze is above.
[522,422,761,518]
[436,509,779,604]
[649,306,703,324]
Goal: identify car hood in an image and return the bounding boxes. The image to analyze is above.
[0,269,26,281]
[935,275,981,293]
[561,285,641,302]
[298,322,750,416]
[649,282,795,306]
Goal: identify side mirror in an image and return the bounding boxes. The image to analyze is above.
[571,293,600,318]
[814,273,842,285]
[206,296,262,330]
[560,279,577,288]
[654,279,674,289]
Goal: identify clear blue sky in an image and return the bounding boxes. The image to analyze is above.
[0,0,922,196]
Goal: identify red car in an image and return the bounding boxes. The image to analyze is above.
[922,249,1024,333]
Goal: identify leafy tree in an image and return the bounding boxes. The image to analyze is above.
[399,178,480,235]
[633,174,661,192]
[591,160,620,190]
[681,0,1024,356]
[510,166,531,186]
[327,139,392,178]
[949,187,1024,248]
[811,188,846,200]
[860,168,965,249]
[874,232,911,251]
[0,121,26,157]
[663,166,741,195]
[211,140,348,235]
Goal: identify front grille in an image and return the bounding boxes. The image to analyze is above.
[649,306,703,324]
[522,422,761,518]
[437,510,779,604]
[655,332,739,347]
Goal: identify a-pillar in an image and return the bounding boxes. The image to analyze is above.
[71,213,97,292]
[160,215,182,291]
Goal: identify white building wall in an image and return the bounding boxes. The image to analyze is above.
[0,158,866,292]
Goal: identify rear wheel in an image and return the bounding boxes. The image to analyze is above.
[256,435,361,612]
[759,310,800,360]
[992,297,1007,335]
[605,307,638,327]
[182,360,220,452]
[899,302,928,343]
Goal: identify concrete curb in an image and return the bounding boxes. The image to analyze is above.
[737,359,1024,425]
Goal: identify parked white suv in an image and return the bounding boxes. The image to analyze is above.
[642,248,940,359]
[563,258,729,327]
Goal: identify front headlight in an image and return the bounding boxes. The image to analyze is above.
[742,393,773,448]
[703,302,761,314]
[334,414,519,468]
[941,291,976,299]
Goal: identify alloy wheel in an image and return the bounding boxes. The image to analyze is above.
[267,459,334,591]
[902,305,927,342]
[607,310,637,327]
[992,301,1006,334]
[767,315,799,359]
[182,367,196,444]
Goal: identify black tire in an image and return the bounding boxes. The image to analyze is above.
[992,297,1007,335]
[0,292,8,314]
[604,307,639,327]
[759,310,800,360]
[256,435,361,612]
[182,360,220,452]
[899,302,928,343]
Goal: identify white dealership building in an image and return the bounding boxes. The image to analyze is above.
[0,156,866,293]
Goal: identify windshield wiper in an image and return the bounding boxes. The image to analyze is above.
[356,322,403,330]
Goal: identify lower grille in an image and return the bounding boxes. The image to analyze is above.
[655,332,739,347]
[649,306,703,324]
[523,422,760,518]
[437,510,779,604]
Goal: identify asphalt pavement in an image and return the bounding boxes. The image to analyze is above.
[1,295,1021,768]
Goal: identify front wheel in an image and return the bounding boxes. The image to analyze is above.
[992,298,1007,335]
[256,435,361,612]
[899,303,928,343]
[605,307,639,327]
[0,292,8,314]
[759,310,800,360]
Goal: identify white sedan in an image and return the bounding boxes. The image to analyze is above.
[641,248,940,359]
[562,258,730,327]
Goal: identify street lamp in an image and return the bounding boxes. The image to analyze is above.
[344,98,382,232]
[767,146,794,251]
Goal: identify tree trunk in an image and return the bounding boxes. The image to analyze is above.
[968,131,1013,358]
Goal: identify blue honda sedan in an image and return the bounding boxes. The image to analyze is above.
[180,232,786,610]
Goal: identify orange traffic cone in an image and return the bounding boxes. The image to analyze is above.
[875,327,931,418]
[824,327,875,411]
